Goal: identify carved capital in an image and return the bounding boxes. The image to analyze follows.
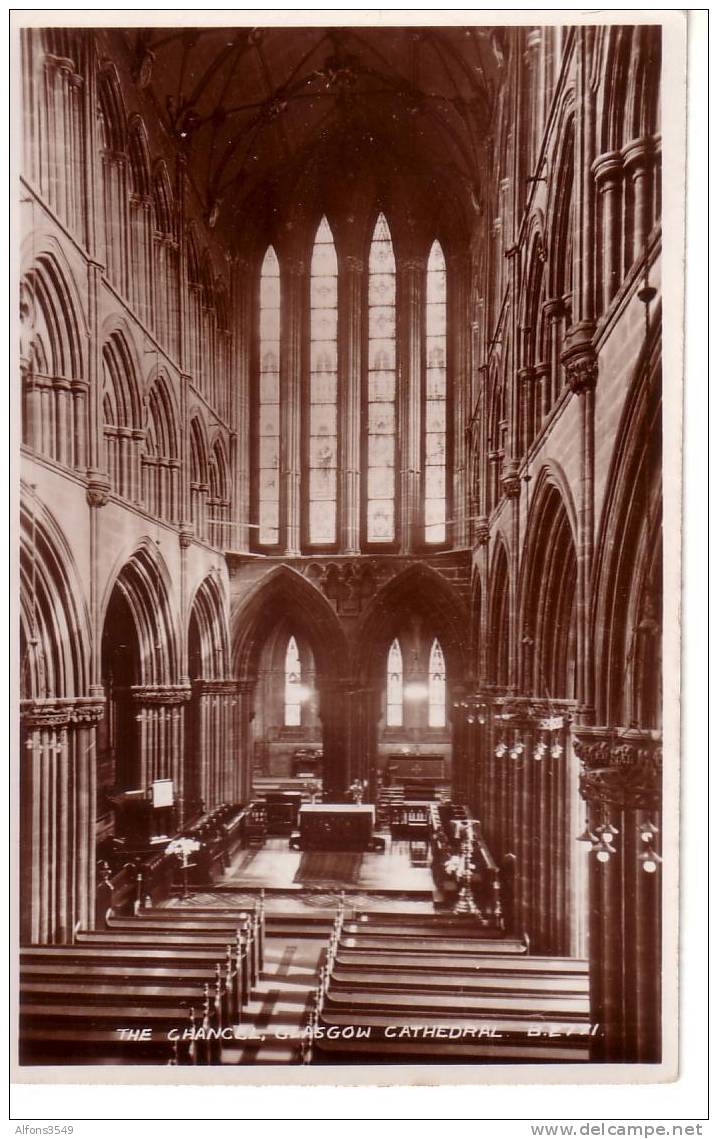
[574,725,662,810]
[131,685,192,706]
[561,324,598,395]
[192,679,239,696]
[21,697,105,730]
[501,459,521,499]
[475,516,490,545]
[86,469,111,508]
[179,526,194,549]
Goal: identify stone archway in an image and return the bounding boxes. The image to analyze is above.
[231,566,350,799]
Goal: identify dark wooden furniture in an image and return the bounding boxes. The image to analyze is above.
[389,801,431,840]
[298,803,375,851]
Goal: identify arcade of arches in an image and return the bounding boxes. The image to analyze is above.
[18,23,663,1066]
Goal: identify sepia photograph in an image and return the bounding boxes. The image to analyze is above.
[12,11,686,1092]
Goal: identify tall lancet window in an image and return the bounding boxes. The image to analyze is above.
[428,638,447,727]
[258,246,281,546]
[386,638,403,727]
[366,213,397,544]
[308,217,338,546]
[425,240,447,544]
[284,635,302,727]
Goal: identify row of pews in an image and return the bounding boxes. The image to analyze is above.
[308,910,592,1064]
[19,903,265,1066]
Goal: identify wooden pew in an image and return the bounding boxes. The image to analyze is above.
[21,944,242,1021]
[20,960,235,1025]
[338,934,528,955]
[333,950,586,976]
[19,1025,186,1066]
[74,930,252,1007]
[19,1002,211,1065]
[322,987,591,1020]
[104,913,261,987]
[328,968,589,997]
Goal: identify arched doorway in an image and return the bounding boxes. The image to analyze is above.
[231,566,350,800]
[97,544,184,849]
[353,564,471,802]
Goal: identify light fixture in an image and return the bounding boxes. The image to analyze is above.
[576,820,599,844]
[638,819,662,873]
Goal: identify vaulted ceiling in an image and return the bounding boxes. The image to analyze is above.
[119,25,505,247]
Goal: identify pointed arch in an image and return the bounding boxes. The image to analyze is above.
[284,634,302,727]
[489,537,511,687]
[208,434,230,548]
[366,212,398,545]
[127,115,151,198]
[189,413,210,541]
[20,490,91,702]
[547,113,575,312]
[143,370,179,522]
[102,329,143,501]
[187,574,230,682]
[386,637,403,727]
[519,472,578,699]
[97,61,126,154]
[101,540,178,687]
[308,215,339,547]
[21,251,86,469]
[232,565,349,685]
[428,638,447,728]
[152,161,174,235]
[425,238,448,544]
[592,317,662,728]
[255,244,281,547]
[355,563,469,687]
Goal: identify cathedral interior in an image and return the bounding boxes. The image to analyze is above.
[17,22,663,1070]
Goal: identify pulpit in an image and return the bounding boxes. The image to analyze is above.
[297,803,375,851]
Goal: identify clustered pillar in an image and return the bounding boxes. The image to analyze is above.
[20,697,104,944]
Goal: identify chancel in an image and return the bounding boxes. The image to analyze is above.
[17,21,664,1069]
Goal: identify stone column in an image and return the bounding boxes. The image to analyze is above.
[622,137,655,268]
[561,328,597,721]
[235,679,256,802]
[592,150,624,312]
[348,686,380,796]
[397,257,424,552]
[20,697,104,943]
[543,297,565,410]
[318,680,352,800]
[450,684,472,805]
[130,685,191,808]
[500,460,521,688]
[574,726,662,1061]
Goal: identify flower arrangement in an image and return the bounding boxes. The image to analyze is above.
[444,853,465,879]
[166,836,201,866]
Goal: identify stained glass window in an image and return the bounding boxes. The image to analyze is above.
[428,638,446,727]
[425,241,447,543]
[309,218,338,545]
[367,214,396,543]
[258,246,280,545]
[284,635,302,727]
[386,638,403,727]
